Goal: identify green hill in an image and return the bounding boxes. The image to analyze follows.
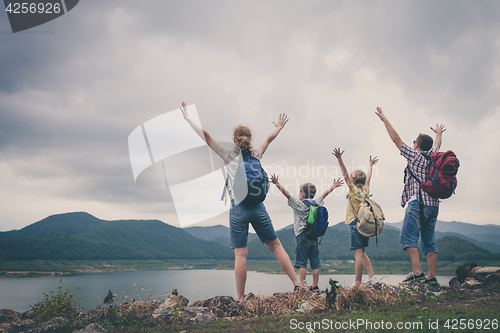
[434,236,500,261]
[0,213,232,260]
[0,212,104,239]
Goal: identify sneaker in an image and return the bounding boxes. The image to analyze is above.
[402,272,426,283]
[423,277,439,286]
[365,275,380,285]
[309,286,320,292]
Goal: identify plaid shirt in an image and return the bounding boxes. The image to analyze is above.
[288,196,324,237]
[400,142,440,207]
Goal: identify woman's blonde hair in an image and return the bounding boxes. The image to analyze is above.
[351,170,366,187]
[233,125,252,151]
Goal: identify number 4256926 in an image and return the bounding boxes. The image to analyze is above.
[443,318,498,330]
[5,2,61,14]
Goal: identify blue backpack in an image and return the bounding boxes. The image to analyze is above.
[231,149,270,205]
[303,200,329,239]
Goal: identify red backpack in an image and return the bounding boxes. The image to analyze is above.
[420,150,459,199]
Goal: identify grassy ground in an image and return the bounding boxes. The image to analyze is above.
[46,286,499,333]
[1,259,499,277]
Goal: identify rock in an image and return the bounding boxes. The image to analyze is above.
[298,301,315,313]
[461,277,482,290]
[180,307,216,324]
[9,319,35,331]
[152,295,189,319]
[449,277,461,289]
[73,323,108,333]
[0,309,21,324]
[191,296,241,318]
[485,273,500,283]
[42,316,68,331]
[21,310,33,319]
[456,262,478,283]
[472,266,500,282]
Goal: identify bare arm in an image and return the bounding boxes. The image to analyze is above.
[180,101,222,156]
[375,107,403,150]
[365,155,379,187]
[270,174,291,200]
[259,114,289,155]
[332,148,354,191]
[321,178,344,199]
[431,123,446,150]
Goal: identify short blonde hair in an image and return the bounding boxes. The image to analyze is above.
[351,170,366,186]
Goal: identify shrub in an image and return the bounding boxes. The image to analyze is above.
[31,278,78,324]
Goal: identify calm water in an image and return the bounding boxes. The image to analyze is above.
[0,270,453,312]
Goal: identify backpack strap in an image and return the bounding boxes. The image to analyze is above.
[405,164,425,225]
[302,200,317,206]
[220,169,229,205]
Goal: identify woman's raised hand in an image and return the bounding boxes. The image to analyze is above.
[273,113,289,129]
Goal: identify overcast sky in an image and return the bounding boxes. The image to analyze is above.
[1,0,499,232]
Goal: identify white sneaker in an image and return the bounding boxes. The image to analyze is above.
[365,275,380,285]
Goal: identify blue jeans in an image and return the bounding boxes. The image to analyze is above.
[229,201,277,249]
[295,233,321,269]
[400,200,439,254]
[350,221,369,250]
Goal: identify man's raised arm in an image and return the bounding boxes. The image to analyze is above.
[375,107,403,150]
[431,124,446,150]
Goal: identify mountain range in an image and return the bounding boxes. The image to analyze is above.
[1,212,499,262]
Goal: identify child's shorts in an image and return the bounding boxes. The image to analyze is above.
[230,200,278,249]
[350,221,369,250]
[295,233,321,269]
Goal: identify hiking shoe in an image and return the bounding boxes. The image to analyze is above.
[402,272,426,283]
[365,275,380,285]
[309,286,320,292]
[424,277,439,286]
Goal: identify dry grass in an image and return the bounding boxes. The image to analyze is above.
[334,284,402,310]
[241,289,326,317]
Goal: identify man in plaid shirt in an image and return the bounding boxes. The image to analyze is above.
[375,107,446,286]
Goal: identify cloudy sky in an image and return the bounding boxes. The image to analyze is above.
[1,0,499,232]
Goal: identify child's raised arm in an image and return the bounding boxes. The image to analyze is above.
[259,114,289,155]
[332,148,354,191]
[365,156,379,187]
[321,178,344,199]
[270,174,291,200]
[181,101,222,157]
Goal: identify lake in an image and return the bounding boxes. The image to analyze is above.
[0,270,453,312]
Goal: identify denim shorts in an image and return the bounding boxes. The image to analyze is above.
[350,221,369,250]
[400,200,439,254]
[295,233,321,270]
[229,201,278,249]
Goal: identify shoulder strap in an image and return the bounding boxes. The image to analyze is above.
[303,200,313,206]
[404,164,426,224]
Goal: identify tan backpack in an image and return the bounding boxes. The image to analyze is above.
[349,193,385,244]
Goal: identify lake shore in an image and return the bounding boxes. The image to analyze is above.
[1,259,499,278]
